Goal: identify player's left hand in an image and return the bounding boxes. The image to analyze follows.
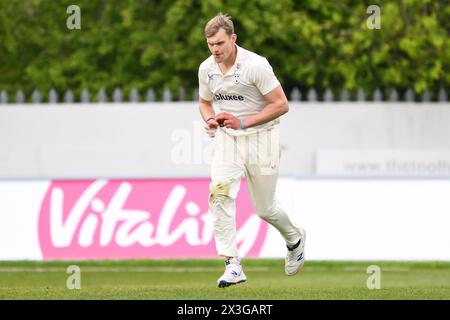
[215,112,240,129]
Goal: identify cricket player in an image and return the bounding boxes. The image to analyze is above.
[198,14,306,288]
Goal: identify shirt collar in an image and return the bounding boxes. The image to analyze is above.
[211,44,243,76]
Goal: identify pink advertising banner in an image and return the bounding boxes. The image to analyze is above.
[37,179,269,260]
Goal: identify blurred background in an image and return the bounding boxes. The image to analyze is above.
[1,0,449,102]
[0,0,449,262]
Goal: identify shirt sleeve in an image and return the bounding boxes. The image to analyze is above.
[250,58,281,95]
[198,65,214,101]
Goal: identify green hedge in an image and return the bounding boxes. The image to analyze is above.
[0,0,449,101]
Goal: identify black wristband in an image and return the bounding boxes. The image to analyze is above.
[205,117,215,123]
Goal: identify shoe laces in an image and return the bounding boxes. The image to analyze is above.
[225,262,241,276]
[287,245,302,261]
[225,257,240,266]
[287,248,297,260]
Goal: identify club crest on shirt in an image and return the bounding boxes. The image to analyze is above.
[234,73,240,84]
[234,63,241,84]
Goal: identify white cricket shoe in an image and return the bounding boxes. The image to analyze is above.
[285,228,306,276]
[217,259,247,288]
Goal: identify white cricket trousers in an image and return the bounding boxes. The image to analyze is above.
[209,127,301,258]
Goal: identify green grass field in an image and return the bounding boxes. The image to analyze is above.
[0,259,449,300]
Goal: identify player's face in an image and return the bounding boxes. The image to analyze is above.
[206,28,236,64]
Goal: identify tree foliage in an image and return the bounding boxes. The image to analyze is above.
[0,0,449,101]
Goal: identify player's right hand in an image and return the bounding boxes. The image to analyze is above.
[205,119,219,137]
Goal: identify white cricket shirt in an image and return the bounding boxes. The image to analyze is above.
[198,45,281,135]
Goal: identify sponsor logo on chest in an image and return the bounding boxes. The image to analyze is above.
[215,93,244,101]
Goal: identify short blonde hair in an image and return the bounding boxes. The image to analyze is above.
[204,13,234,37]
